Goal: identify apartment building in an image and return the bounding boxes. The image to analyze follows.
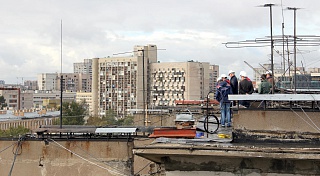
[209,64,219,93]
[76,91,93,115]
[24,80,38,90]
[33,90,76,109]
[38,73,58,90]
[0,88,20,110]
[150,61,211,107]
[74,59,92,92]
[92,44,157,117]
[38,73,90,92]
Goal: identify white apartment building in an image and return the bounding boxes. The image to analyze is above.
[150,61,211,107]
[38,73,58,91]
[92,44,157,117]
[76,91,93,115]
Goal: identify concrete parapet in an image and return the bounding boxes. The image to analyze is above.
[0,140,133,176]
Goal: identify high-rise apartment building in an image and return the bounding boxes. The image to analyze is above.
[209,65,219,93]
[38,73,90,92]
[38,73,58,91]
[92,45,157,117]
[74,59,92,92]
[150,61,211,107]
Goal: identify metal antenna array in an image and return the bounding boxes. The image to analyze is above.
[223,4,320,93]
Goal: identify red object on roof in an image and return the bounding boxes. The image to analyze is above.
[149,127,196,138]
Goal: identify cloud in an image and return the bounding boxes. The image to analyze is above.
[0,0,320,83]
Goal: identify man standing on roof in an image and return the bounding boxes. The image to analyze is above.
[266,70,276,93]
[228,70,238,106]
[239,71,254,108]
[216,76,233,127]
[258,74,272,94]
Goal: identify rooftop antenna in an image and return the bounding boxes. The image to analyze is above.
[262,3,275,94]
[287,7,301,93]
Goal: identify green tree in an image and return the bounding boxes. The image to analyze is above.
[86,109,134,126]
[0,96,7,110]
[54,101,87,125]
[0,126,30,138]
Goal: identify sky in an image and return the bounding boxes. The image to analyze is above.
[1,0,320,84]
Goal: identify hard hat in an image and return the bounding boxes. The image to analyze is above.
[266,70,272,75]
[239,71,247,77]
[220,74,227,78]
[228,70,235,75]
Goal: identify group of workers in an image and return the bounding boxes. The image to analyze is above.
[215,70,273,127]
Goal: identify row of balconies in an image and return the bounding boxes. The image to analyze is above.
[155,74,183,78]
[153,69,185,73]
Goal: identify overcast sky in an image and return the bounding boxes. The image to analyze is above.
[1,0,320,84]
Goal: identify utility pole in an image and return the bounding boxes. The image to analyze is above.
[263,3,275,94]
[137,49,147,127]
[288,7,299,93]
[60,20,63,129]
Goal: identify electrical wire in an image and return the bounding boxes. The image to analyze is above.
[73,143,126,175]
[134,161,152,176]
[290,106,320,133]
[8,136,24,176]
[49,139,127,176]
[0,142,16,154]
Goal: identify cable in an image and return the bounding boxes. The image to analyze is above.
[0,142,16,154]
[8,136,24,176]
[290,106,320,133]
[134,161,152,176]
[49,139,127,176]
[74,143,126,174]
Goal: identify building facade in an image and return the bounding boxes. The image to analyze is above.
[150,61,211,107]
[24,80,38,90]
[38,73,90,92]
[37,73,58,91]
[76,91,93,115]
[92,45,158,117]
[74,59,92,92]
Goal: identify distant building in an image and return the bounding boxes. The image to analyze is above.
[0,88,20,110]
[0,80,5,86]
[76,91,93,115]
[91,44,219,117]
[24,80,38,90]
[33,90,76,109]
[74,59,92,92]
[150,61,212,107]
[38,73,91,92]
[91,44,158,117]
[38,73,58,91]
[209,65,219,93]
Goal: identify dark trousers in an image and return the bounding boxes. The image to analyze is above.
[239,100,250,108]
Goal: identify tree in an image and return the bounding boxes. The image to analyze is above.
[54,101,87,125]
[0,126,30,138]
[86,109,134,126]
[0,96,7,110]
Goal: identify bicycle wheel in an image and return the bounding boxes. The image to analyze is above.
[203,114,219,134]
